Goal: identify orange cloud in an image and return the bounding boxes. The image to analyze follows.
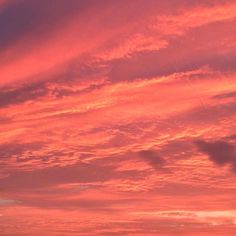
[1,1,236,235]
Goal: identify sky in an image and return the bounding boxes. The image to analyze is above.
[0,0,236,235]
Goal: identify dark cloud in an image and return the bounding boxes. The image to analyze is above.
[0,0,179,55]
[0,83,48,108]
[212,91,236,100]
[0,160,142,191]
[195,139,236,171]
[173,98,236,127]
[138,150,165,170]
[226,134,236,140]
[20,197,143,212]
[0,79,102,108]
[0,0,99,53]
[0,142,44,159]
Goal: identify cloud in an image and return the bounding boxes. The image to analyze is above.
[195,139,236,171]
[0,142,44,159]
[109,18,236,82]
[0,0,96,52]
[0,199,18,206]
[0,1,236,235]
[0,160,142,191]
[213,91,236,100]
[138,150,165,170]
[0,83,47,108]
[0,73,105,108]
[152,1,236,36]
[134,210,236,225]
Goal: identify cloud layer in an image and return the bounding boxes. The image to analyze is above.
[0,0,236,235]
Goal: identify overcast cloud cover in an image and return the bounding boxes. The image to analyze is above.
[0,0,236,235]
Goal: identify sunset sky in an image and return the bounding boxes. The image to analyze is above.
[0,0,236,235]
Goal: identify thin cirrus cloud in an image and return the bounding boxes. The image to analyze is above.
[0,0,236,235]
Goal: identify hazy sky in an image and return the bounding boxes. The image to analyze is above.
[0,0,236,235]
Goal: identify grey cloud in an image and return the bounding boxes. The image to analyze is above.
[195,139,236,172]
[212,91,236,100]
[138,150,165,170]
[0,142,44,159]
[0,160,142,191]
[0,83,47,108]
[21,197,143,212]
[0,0,99,53]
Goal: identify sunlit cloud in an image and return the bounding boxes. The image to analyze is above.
[132,210,236,225]
[0,0,236,235]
